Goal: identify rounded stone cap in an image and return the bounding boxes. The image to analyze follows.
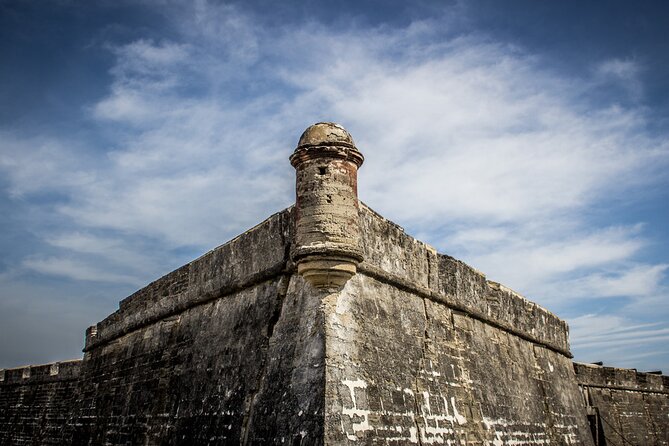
[291,122,363,167]
[297,122,355,149]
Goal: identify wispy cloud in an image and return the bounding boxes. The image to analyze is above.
[570,313,669,370]
[595,58,644,99]
[0,134,95,198]
[559,264,668,299]
[23,257,142,285]
[456,225,648,296]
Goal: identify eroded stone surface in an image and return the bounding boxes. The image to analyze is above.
[0,360,81,445]
[324,274,594,445]
[0,123,667,445]
[575,362,669,445]
[297,122,356,149]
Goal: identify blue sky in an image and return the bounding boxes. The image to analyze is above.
[1,0,668,372]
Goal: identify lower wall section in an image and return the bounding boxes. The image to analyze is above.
[4,272,669,445]
[66,274,324,446]
[325,274,594,445]
[574,362,669,446]
[0,273,325,446]
[0,360,81,445]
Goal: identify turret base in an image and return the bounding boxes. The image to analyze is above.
[296,256,357,289]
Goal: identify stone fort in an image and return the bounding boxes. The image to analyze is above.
[0,123,667,445]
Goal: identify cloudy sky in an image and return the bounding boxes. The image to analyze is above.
[1,0,668,372]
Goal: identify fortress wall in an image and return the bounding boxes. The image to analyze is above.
[323,208,593,444]
[70,274,326,445]
[324,274,593,444]
[359,204,570,355]
[0,204,613,446]
[86,207,294,352]
[0,360,81,445]
[437,256,570,355]
[6,123,668,445]
[65,207,327,445]
[574,362,669,445]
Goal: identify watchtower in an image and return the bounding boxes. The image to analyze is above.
[290,122,364,289]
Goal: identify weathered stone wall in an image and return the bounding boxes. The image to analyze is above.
[0,207,328,445]
[3,200,668,445]
[0,360,81,445]
[322,205,593,444]
[5,121,669,445]
[574,362,669,445]
[358,204,570,356]
[69,274,325,445]
[64,207,329,445]
[85,207,293,353]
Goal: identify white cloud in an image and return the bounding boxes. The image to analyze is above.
[114,39,190,68]
[94,90,159,123]
[23,257,142,285]
[559,264,669,299]
[0,134,95,198]
[595,58,643,99]
[44,232,157,275]
[570,313,669,370]
[597,58,640,81]
[451,224,649,300]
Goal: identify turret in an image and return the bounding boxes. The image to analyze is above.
[290,122,364,289]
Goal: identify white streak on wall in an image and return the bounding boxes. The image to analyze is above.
[450,397,467,425]
[341,379,372,440]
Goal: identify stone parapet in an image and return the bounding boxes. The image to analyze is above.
[359,203,435,289]
[85,207,294,351]
[358,203,571,356]
[438,254,570,354]
[0,360,81,386]
[574,362,669,393]
[0,360,82,445]
[574,362,669,445]
[82,199,571,357]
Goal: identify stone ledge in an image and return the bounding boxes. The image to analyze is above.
[85,208,294,352]
[574,362,669,394]
[82,202,570,357]
[359,203,570,354]
[358,261,572,357]
[0,360,82,386]
[437,255,569,354]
